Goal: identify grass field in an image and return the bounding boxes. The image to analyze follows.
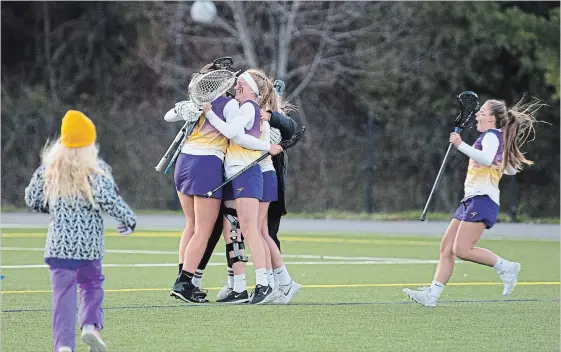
[1,228,559,351]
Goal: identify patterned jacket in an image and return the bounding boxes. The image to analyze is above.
[24,160,136,260]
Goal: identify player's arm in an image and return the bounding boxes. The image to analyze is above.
[456,132,499,166]
[266,111,298,141]
[206,102,272,152]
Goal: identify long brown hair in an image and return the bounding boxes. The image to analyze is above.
[246,68,296,114]
[485,97,546,171]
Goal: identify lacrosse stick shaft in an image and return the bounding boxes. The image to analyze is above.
[419,143,454,221]
[155,121,191,172]
[164,122,197,175]
[205,152,271,198]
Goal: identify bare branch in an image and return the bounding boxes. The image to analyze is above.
[228,1,258,67]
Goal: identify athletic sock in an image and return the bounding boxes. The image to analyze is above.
[273,265,292,286]
[429,280,445,298]
[233,274,246,293]
[255,268,268,287]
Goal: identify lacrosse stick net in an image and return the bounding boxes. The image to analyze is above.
[419,91,479,221]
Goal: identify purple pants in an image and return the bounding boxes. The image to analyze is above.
[46,258,105,352]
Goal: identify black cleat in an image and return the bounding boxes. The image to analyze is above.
[170,280,209,303]
[249,284,273,305]
[216,290,249,304]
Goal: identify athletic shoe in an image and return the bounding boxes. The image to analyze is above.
[217,281,230,300]
[402,287,438,307]
[249,284,273,305]
[81,324,107,352]
[273,280,302,304]
[498,262,521,296]
[216,290,249,304]
[170,280,209,303]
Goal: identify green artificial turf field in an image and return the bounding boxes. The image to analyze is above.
[1,228,559,351]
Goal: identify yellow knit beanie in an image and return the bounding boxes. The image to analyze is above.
[60,110,96,148]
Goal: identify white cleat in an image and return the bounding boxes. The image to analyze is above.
[81,324,108,352]
[267,287,281,303]
[498,262,521,296]
[217,281,230,300]
[273,281,302,304]
[403,287,438,307]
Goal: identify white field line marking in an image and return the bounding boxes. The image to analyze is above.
[0,247,436,262]
[1,259,460,269]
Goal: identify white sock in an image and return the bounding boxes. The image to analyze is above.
[429,280,445,298]
[274,265,292,286]
[227,268,234,289]
[233,274,246,293]
[255,268,268,286]
[192,269,204,288]
[493,257,510,272]
[267,269,275,290]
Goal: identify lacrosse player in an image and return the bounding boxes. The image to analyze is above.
[260,107,298,251]
[210,69,302,304]
[403,98,543,307]
[246,68,302,303]
[25,110,137,352]
[166,62,243,303]
[202,70,285,304]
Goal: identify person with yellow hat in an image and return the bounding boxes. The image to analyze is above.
[24,110,137,352]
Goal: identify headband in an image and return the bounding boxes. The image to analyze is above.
[239,71,260,97]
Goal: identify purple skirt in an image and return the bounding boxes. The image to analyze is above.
[261,171,278,203]
[223,165,263,201]
[174,154,223,199]
[452,195,499,229]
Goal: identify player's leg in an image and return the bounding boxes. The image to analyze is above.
[267,212,282,251]
[217,209,250,304]
[402,218,460,307]
[193,212,224,290]
[176,192,195,283]
[261,215,302,304]
[232,166,272,304]
[452,195,520,296]
[453,223,520,296]
[258,201,274,288]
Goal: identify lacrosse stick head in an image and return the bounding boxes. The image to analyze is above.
[211,57,234,71]
[454,91,479,132]
[273,79,285,97]
[279,126,306,149]
[188,69,238,107]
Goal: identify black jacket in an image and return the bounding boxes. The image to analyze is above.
[268,111,298,218]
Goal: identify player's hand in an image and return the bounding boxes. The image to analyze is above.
[202,103,212,114]
[260,109,271,121]
[449,132,462,147]
[117,223,135,236]
[269,144,283,156]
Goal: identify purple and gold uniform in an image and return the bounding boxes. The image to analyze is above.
[453,129,505,229]
[223,101,264,200]
[173,96,239,199]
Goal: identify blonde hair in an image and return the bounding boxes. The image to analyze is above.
[246,68,296,113]
[41,138,102,207]
[485,97,546,171]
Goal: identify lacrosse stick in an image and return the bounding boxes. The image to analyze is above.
[204,125,306,198]
[155,68,239,174]
[419,91,479,221]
